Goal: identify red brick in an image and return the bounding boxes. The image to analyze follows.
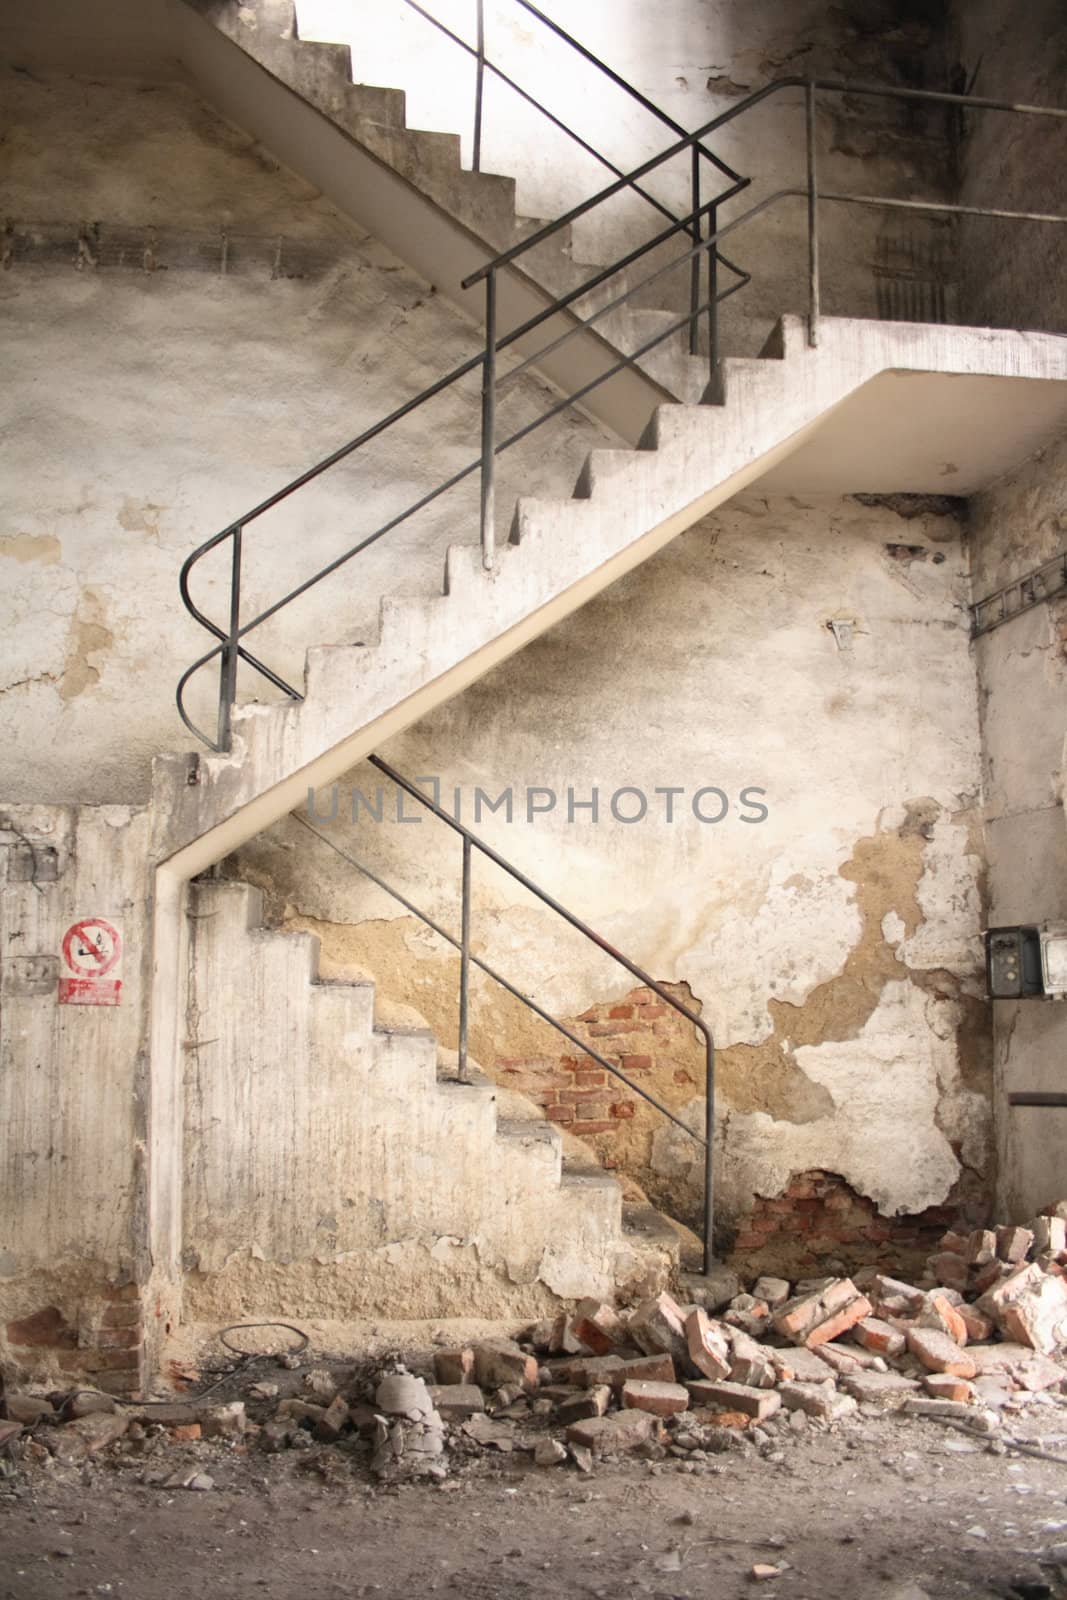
[91,1327,144,1351]
[100,1303,143,1329]
[628,989,654,1005]
[575,1071,605,1087]
[673,1070,695,1085]
[546,1105,574,1124]
[905,1327,976,1378]
[6,1306,78,1348]
[574,1120,615,1134]
[621,1380,689,1417]
[610,1102,635,1120]
[608,1005,634,1020]
[641,1004,667,1019]
[575,1102,609,1120]
[619,1054,652,1071]
[587,1021,641,1037]
[576,1008,600,1023]
[560,1087,608,1103]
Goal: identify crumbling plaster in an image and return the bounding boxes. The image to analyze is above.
[231,489,992,1232]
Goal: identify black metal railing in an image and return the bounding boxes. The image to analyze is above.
[177,75,1067,755]
[393,0,747,358]
[294,755,716,1269]
[177,76,1067,1273]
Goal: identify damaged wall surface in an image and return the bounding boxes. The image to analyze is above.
[970,434,1067,1220]
[0,806,152,1393]
[231,489,994,1249]
[0,74,610,803]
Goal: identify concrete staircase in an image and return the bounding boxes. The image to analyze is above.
[182,879,680,1319]
[181,0,713,409]
[157,313,1067,878]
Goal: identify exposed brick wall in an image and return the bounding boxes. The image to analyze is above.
[4,1284,145,1398]
[494,983,700,1157]
[728,1169,969,1280]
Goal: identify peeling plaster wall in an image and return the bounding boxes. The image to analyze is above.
[970,434,1067,1220]
[297,0,959,352]
[230,490,993,1244]
[0,74,611,803]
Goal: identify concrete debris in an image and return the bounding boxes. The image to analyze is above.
[9,1211,1067,1488]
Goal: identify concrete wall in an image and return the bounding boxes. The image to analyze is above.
[953,0,1067,334]
[297,0,959,352]
[970,434,1067,1219]
[0,73,610,804]
[230,487,994,1250]
[952,2,1067,1218]
[0,805,152,1392]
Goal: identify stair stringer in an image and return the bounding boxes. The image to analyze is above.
[181,881,678,1322]
[182,0,714,402]
[153,315,1067,882]
[167,0,678,442]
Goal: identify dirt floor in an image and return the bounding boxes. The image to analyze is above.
[4,1400,1067,1600]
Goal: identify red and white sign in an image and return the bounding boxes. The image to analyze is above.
[58,917,123,1007]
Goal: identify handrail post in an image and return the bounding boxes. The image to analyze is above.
[480,269,497,570]
[706,202,719,385]
[458,833,472,1082]
[689,145,702,356]
[703,1031,715,1274]
[218,523,242,752]
[805,80,820,347]
[473,0,486,173]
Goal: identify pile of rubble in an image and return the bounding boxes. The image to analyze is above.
[5,1210,1067,1484]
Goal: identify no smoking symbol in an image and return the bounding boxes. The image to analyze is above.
[58,918,123,1006]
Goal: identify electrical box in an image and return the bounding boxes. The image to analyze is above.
[986,926,1044,999]
[1039,925,1067,996]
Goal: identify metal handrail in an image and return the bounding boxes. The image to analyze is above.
[392,0,743,362]
[176,77,1067,747]
[462,74,1067,286]
[176,184,752,748]
[397,0,741,184]
[293,752,717,1270]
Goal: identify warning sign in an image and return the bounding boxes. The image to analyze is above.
[58,918,123,1007]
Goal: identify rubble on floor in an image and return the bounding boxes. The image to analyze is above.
[6,1207,1067,1486]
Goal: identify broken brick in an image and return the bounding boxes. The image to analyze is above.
[924,1374,974,1403]
[473,1339,539,1393]
[626,1292,689,1368]
[565,1410,656,1455]
[905,1327,977,1378]
[685,1308,731,1383]
[773,1279,872,1349]
[621,1379,689,1418]
[684,1380,780,1421]
[571,1300,626,1356]
[918,1292,969,1347]
[996,1225,1035,1264]
[433,1348,475,1386]
[851,1317,905,1357]
[839,1371,921,1411]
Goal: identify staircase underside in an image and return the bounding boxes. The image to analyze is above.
[2,0,675,443]
[151,316,1067,879]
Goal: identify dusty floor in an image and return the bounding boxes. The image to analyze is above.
[3,1411,1067,1600]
